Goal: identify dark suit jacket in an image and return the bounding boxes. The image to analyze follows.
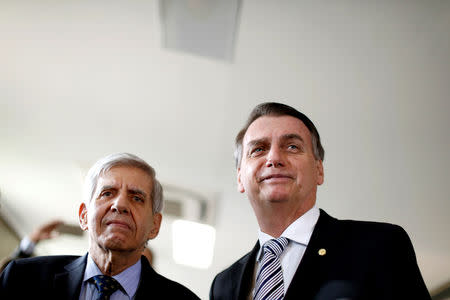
[210,210,431,300]
[0,254,199,299]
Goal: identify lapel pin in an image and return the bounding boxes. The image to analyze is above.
[318,248,326,256]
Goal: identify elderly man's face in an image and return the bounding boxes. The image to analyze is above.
[238,115,324,214]
[79,166,161,253]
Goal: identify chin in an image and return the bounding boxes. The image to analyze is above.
[268,198,289,204]
[103,240,125,250]
[262,188,291,201]
[105,243,137,253]
[100,235,132,251]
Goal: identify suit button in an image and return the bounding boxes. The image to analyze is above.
[318,248,326,256]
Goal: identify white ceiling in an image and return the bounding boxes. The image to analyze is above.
[1,1,449,298]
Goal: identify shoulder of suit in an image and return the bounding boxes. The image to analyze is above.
[321,209,405,231]
[212,245,255,283]
[337,217,405,235]
[318,209,410,246]
[1,255,82,284]
[6,255,81,275]
[10,255,80,265]
[140,259,200,299]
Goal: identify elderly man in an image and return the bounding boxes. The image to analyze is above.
[210,103,430,300]
[0,153,199,299]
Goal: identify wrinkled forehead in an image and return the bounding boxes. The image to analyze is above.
[96,166,153,195]
[243,115,313,147]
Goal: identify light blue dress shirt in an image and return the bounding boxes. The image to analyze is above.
[78,254,142,300]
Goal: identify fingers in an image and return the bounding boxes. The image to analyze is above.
[30,219,64,243]
[41,220,64,232]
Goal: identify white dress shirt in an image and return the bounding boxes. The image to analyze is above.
[18,236,35,256]
[252,206,320,297]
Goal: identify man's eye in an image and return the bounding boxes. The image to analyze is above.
[133,196,144,202]
[250,147,264,156]
[101,191,112,197]
[287,144,298,150]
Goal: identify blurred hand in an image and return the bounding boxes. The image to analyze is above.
[29,220,64,244]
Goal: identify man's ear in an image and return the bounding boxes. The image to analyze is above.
[237,168,245,193]
[78,203,89,231]
[316,160,324,185]
[147,213,162,240]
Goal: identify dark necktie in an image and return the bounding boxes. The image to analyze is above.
[91,275,121,300]
[253,237,289,300]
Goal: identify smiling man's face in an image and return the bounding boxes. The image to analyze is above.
[79,166,161,253]
[238,115,324,216]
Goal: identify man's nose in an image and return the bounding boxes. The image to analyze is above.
[111,192,129,214]
[265,146,284,168]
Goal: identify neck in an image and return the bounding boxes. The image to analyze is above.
[255,199,315,237]
[89,245,142,276]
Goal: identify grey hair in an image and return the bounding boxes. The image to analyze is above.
[234,102,325,168]
[83,153,163,214]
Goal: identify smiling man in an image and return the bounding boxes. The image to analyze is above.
[210,102,431,300]
[0,153,199,300]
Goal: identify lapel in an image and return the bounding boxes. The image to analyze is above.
[235,242,260,300]
[284,209,338,300]
[52,255,153,300]
[134,257,152,299]
[53,254,87,300]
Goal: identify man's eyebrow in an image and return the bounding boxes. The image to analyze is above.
[96,185,148,198]
[95,185,116,198]
[128,188,148,198]
[281,133,305,143]
[98,185,116,192]
[246,137,269,148]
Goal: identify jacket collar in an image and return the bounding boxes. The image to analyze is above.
[284,209,337,299]
[53,254,87,300]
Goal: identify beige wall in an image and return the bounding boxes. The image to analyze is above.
[0,217,19,259]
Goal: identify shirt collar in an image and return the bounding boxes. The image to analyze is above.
[83,253,142,298]
[257,206,320,260]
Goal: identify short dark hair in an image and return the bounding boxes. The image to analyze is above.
[234,102,325,168]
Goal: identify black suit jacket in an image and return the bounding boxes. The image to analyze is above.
[210,210,431,300]
[0,254,199,299]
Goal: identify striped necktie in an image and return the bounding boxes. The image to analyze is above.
[254,237,289,300]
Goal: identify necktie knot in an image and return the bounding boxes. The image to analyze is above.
[263,237,289,258]
[91,275,121,300]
